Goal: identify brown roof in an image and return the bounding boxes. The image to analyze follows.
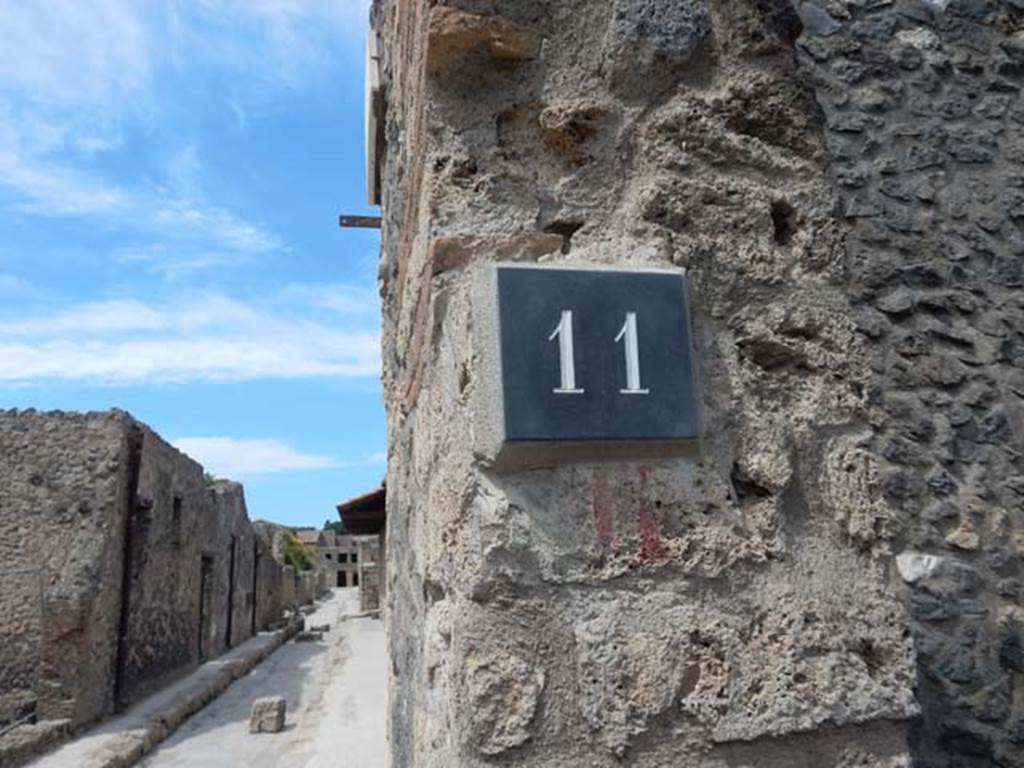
[337,486,386,535]
[294,528,320,545]
[337,486,386,512]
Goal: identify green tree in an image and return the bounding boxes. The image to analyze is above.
[323,519,347,535]
[283,534,315,571]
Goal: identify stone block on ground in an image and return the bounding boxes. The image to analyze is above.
[294,631,323,643]
[249,696,286,734]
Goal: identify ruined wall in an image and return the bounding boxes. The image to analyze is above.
[794,2,1024,764]
[0,409,290,753]
[370,0,1024,765]
[0,410,132,728]
[358,535,383,612]
[119,426,210,704]
[116,436,269,705]
[281,564,298,609]
[377,1,1024,766]
[251,520,321,610]
[308,570,326,602]
[254,535,285,631]
[207,482,259,650]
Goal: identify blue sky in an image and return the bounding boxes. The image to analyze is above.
[0,1,384,528]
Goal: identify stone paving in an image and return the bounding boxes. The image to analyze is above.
[138,587,387,768]
[29,628,297,768]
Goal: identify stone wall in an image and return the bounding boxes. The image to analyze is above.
[0,410,132,729]
[106,430,272,707]
[205,482,260,654]
[251,520,323,610]
[0,570,42,729]
[281,564,298,610]
[254,541,286,631]
[374,1,1024,766]
[296,570,321,606]
[119,424,208,704]
[794,2,1024,764]
[0,409,290,755]
[357,536,383,613]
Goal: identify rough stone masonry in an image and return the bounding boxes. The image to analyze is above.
[373,1,1024,766]
[0,409,294,764]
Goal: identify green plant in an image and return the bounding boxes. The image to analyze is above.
[203,471,224,486]
[283,534,315,571]
[324,519,347,535]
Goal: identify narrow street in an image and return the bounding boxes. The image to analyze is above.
[139,588,387,768]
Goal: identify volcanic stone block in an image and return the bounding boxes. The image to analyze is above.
[426,7,540,71]
[249,696,286,734]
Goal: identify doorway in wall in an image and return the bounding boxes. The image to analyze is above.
[225,535,236,650]
[337,571,347,587]
[251,541,259,635]
[198,555,214,661]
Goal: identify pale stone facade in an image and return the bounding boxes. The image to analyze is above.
[372,1,1024,766]
[309,531,363,588]
[357,536,383,613]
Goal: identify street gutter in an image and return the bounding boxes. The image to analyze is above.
[25,621,302,768]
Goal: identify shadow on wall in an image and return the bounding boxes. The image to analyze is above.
[0,409,308,764]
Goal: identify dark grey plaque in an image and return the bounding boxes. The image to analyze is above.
[497,266,698,444]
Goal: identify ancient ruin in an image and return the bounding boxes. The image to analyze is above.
[0,409,306,764]
[298,527,363,588]
[371,1,1024,766]
[338,486,389,613]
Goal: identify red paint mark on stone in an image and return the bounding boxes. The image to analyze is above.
[638,465,665,561]
[592,467,613,547]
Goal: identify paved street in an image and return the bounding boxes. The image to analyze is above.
[139,588,387,768]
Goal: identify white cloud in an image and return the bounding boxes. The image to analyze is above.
[0,1,365,250]
[0,116,278,250]
[154,200,282,253]
[283,283,381,316]
[172,436,339,477]
[0,0,150,108]
[0,150,128,216]
[0,1,370,113]
[172,1,371,85]
[0,337,378,382]
[171,435,384,479]
[0,299,166,336]
[113,245,253,278]
[0,291,380,383]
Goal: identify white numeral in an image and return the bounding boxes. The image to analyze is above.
[548,310,584,394]
[615,311,649,395]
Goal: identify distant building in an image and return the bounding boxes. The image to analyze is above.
[316,531,362,588]
[293,528,320,549]
[292,528,363,588]
[337,486,386,614]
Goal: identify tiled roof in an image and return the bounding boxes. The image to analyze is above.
[336,486,386,535]
[294,528,320,545]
